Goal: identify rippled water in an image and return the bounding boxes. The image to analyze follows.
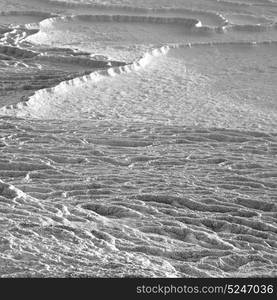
[0,0,277,278]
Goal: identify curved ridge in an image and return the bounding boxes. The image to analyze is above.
[39,14,201,28]
[39,0,228,26]
[27,12,277,47]
[2,39,276,119]
[0,45,170,117]
[1,0,277,278]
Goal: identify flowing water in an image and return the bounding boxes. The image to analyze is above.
[0,0,277,277]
